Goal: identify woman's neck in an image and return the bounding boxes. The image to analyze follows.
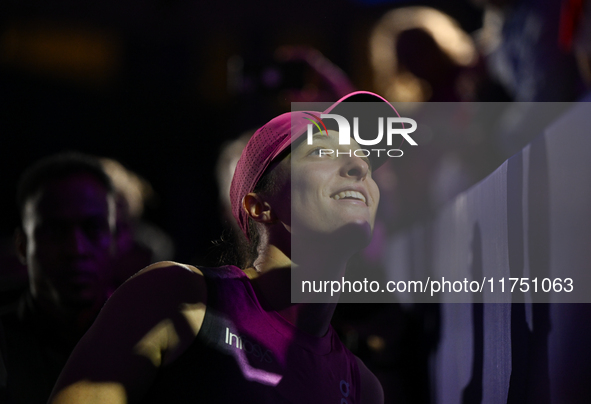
[246,243,347,337]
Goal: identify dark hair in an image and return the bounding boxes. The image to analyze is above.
[16,152,114,220]
[218,150,287,269]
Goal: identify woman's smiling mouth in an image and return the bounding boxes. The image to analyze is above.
[330,190,367,205]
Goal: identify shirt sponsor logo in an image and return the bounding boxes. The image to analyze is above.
[225,327,274,363]
[340,379,350,403]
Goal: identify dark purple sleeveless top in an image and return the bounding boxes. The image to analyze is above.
[141,265,360,403]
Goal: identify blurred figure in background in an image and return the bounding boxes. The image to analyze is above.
[473,0,583,157]
[562,0,591,94]
[369,6,490,103]
[474,0,581,102]
[228,45,357,127]
[100,158,175,290]
[2,152,116,404]
[272,45,356,105]
[368,6,512,223]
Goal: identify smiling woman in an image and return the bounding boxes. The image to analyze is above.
[49,91,395,404]
[287,129,380,250]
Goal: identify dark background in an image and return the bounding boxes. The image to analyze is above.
[0,0,483,265]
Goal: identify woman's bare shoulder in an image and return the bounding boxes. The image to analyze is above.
[132,260,205,278]
[120,260,209,343]
[50,261,209,404]
[123,261,207,302]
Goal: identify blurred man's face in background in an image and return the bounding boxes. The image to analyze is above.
[19,173,114,310]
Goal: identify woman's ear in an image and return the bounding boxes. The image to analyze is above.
[242,193,275,224]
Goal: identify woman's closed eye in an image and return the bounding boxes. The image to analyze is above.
[308,147,331,157]
[309,148,322,156]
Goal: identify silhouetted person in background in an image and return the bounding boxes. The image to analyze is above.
[369,6,481,103]
[2,152,115,403]
[99,158,174,290]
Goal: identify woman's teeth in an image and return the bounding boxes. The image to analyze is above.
[332,190,366,204]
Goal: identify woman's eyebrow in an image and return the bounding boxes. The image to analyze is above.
[310,133,344,147]
[311,133,333,141]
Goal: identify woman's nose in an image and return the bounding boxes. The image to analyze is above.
[341,152,370,179]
